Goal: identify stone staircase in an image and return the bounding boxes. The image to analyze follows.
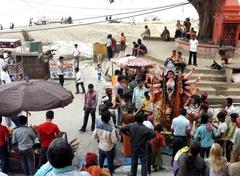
[102,48,240,105]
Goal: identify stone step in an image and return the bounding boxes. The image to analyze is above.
[197,87,240,96]
[194,81,240,88]
[207,95,240,105]
[144,54,226,75]
[190,73,226,82]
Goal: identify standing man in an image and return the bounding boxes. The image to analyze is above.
[120,112,155,176]
[106,34,113,61]
[188,35,198,66]
[72,44,81,68]
[132,79,148,110]
[75,67,85,94]
[37,110,61,168]
[12,116,37,175]
[93,110,118,175]
[80,84,98,132]
[171,108,190,164]
[1,65,11,84]
[0,116,10,174]
[57,56,64,86]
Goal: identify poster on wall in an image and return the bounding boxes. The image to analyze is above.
[49,59,75,79]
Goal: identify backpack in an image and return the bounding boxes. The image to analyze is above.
[111,38,116,48]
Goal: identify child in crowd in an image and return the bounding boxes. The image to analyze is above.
[95,63,102,81]
[75,67,85,94]
[151,124,166,171]
[84,152,110,176]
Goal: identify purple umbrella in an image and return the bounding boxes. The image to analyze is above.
[0,80,74,117]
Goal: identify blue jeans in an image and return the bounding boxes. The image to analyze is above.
[99,147,115,175]
[131,154,147,176]
[0,146,8,174]
[19,148,35,175]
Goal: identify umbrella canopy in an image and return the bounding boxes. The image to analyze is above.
[0,80,74,117]
[111,56,153,68]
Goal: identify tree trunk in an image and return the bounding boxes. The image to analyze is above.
[188,0,220,41]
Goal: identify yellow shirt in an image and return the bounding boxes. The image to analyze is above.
[141,98,151,111]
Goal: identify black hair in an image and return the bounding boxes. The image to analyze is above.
[144,91,149,97]
[137,39,142,45]
[155,124,163,132]
[121,33,124,36]
[135,112,144,123]
[178,51,182,55]
[230,113,239,122]
[75,67,79,72]
[46,110,54,120]
[47,138,74,169]
[0,116,2,124]
[200,114,209,124]
[101,110,111,123]
[180,108,187,116]
[185,141,201,171]
[114,70,120,75]
[217,111,226,119]
[19,115,28,126]
[226,97,233,105]
[137,79,143,84]
[59,56,64,61]
[88,84,94,89]
[74,44,78,47]
[172,50,176,52]
[145,25,148,28]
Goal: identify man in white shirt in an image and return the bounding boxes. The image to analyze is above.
[188,35,198,66]
[224,97,236,115]
[215,111,228,138]
[75,67,85,94]
[72,44,80,68]
[106,34,113,60]
[57,56,64,86]
[1,65,11,84]
[171,108,190,163]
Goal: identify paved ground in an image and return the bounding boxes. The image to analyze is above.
[20,60,172,176]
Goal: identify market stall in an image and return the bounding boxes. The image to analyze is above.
[0,39,24,81]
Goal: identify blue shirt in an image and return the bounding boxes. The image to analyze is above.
[35,162,90,176]
[194,124,215,148]
[171,115,190,137]
[132,86,148,109]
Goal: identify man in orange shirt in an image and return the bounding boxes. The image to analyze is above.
[120,33,126,50]
[37,110,61,168]
[0,116,10,174]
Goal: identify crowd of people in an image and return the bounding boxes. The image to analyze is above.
[1,18,240,176]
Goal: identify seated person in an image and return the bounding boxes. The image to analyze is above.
[164,50,177,73]
[161,26,170,41]
[141,25,151,38]
[132,41,139,57]
[85,152,110,176]
[137,39,147,55]
[174,51,186,73]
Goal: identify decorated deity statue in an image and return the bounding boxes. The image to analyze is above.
[145,64,201,129]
